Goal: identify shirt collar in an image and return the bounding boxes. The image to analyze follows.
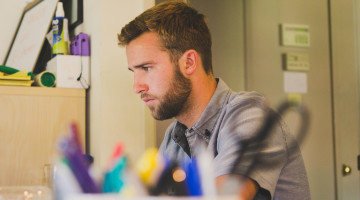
[193,78,232,135]
[173,78,232,140]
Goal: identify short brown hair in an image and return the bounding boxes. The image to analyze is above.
[118,1,213,75]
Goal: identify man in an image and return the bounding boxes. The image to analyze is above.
[118,1,310,199]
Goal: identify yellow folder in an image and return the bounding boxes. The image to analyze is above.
[0,70,33,86]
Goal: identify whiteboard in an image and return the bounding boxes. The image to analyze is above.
[4,0,58,72]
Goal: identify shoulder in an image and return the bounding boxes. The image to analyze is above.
[159,120,176,152]
[220,91,270,128]
[161,120,176,141]
[211,91,271,147]
[227,91,268,110]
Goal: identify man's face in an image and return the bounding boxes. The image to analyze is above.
[126,32,191,120]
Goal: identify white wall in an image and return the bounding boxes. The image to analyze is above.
[75,0,156,170]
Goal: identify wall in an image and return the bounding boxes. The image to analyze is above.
[244,0,335,199]
[76,0,156,170]
[190,0,245,92]
[330,0,360,199]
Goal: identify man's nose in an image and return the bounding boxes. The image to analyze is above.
[133,77,148,94]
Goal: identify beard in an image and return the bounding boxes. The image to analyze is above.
[142,63,192,120]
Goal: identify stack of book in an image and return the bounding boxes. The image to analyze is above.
[0,70,33,87]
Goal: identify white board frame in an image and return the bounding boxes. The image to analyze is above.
[4,0,58,72]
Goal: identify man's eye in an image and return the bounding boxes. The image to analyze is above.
[142,67,150,71]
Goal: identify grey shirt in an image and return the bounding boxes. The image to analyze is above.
[159,78,310,200]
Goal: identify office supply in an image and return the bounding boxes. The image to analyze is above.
[70,122,84,154]
[52,2,69,56]
[0,70,33,86]
[50,102,310,199]
[57,122,100,193]
[34,71,56,87]
[71,33,90,56]
[53,158,83,200]
[46,55,90,89]
[150,161,188,196]
[0,79,33,87]
[0,71,30,80]
[195,146,217,197]
[3,0,58,73]
[103,156,127,193]
[134,148,165,187]
[183,159,202,196]
[103,143,126,193]
[0,65,25,75]
[0,65,32,76]
[51,132,238,199]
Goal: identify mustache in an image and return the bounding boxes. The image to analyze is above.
[141,93,155,99]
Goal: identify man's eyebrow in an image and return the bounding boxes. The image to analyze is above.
[128,62,154,71]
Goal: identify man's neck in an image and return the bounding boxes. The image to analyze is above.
[176,76,217,128]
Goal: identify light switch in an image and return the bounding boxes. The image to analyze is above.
[283,52,310,72]
[281,24,310,47]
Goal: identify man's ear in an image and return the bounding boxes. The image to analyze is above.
[180,49,198,75]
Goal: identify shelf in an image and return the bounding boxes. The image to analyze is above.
[0,85,85,97]
[0,86,86,186]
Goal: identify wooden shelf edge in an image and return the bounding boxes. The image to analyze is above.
[0,86,86,97]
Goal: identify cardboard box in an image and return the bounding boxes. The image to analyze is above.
[46,55,90,89]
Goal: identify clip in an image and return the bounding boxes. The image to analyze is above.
[70,33,90,56]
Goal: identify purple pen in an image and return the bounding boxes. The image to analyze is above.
[58,133,100,193]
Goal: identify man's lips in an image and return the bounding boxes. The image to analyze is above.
[141,97,155,106]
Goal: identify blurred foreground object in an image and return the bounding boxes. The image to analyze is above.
[0,186,52,200]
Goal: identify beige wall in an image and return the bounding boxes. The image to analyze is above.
[331,0,360,199]
[245,0,360,199]
[190,0,246,92]
[244,0,335,199]
[75,0,156,170]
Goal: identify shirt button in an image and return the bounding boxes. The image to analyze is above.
[205,129,211,137]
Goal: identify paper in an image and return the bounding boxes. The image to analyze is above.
[284,71,307,94]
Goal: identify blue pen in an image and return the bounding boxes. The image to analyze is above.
[183,158,203,196]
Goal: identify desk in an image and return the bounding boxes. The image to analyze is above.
[0,86,86,186]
